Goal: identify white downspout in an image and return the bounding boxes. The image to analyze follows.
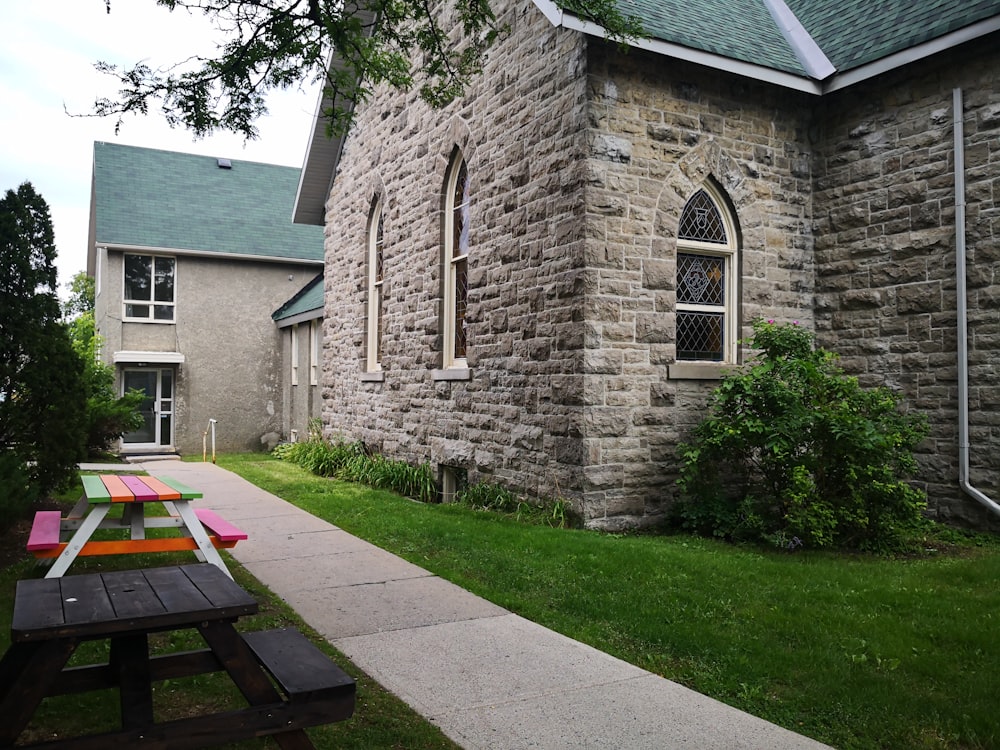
[953,87,1000,517]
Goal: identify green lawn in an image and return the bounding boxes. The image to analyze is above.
[219,453,1000,750]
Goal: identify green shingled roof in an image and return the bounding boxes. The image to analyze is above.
[93,142,323,262]
[594,0,1000,79]
[273,273,324,322]
[785,0,1000,71]
[620,0,807,75]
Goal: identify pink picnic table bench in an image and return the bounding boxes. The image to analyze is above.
[27,474,247,578]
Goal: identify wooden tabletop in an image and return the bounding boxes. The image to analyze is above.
[12,564,257,642]
[80,474,202,504]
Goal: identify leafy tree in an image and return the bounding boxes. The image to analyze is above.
[63,271,96,320]
[63,272,145,455]
[675,320,929,552]
[94,0,642,139]
[0,183,87,527]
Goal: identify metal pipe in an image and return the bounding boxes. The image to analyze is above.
[953,87,1000,517]
[203,419,218,464]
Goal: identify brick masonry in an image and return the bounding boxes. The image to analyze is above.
[320,1,999,530]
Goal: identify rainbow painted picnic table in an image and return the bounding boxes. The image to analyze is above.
[27,474,246,579]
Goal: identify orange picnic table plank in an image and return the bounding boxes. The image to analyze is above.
[136,475,182,501]
[100,474,135,503]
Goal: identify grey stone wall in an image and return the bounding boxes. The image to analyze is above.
[321,0,591,506]
[812,38,1000,529]
[577,45,816,527]
[321,2,816,527]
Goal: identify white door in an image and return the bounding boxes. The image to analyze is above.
[121,368,174,450]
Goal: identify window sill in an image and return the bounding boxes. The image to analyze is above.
[360,371,385,383]
[667,362,731,380]
[123,318,176,325]
[432,368,472,382]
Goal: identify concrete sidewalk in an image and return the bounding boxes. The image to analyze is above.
[93,459,829,749]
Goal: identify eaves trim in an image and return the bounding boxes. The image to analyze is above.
[97,243,324,267]
[274,309,323,328]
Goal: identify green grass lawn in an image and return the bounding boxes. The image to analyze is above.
[218,453,1000,750]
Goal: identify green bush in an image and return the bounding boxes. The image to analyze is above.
[675,320,929,552]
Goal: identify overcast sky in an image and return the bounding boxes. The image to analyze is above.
[0,1,321,293]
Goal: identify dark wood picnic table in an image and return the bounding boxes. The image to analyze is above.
[0,564,355,749]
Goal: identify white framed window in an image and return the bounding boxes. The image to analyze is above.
[310,319,320,385]
[366,196,384,372]
[443,152,470,369]
[123,253,175,322]
[675,186,738,363]
[290,324,299,386]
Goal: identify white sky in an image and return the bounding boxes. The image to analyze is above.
[0,1,321,293]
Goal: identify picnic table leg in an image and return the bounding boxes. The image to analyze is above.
[0,640,78,745]
[171,500,232,578]
[197,621,316,750]
[67,493,90,519]
[123,503,146,540]
[111,633,154,730]
[47,504,112,578]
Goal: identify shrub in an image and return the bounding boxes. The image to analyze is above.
[275,435,436,503]
[675,320,928,552]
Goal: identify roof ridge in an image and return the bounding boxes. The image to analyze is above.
[761,0,836,79]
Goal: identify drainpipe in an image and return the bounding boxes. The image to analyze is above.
[953,87,1000,517]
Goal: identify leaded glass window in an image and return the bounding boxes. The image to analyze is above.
[676,187,737,362]
[678,189,727,244]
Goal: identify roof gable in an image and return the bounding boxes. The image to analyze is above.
[93,142,324,262]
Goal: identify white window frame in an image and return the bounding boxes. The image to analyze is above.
[310,319,320,386]
[122,253,176,323]
[290,324,299,386]
[443,153,469,370]
[676,185,738,364]
[366,196,384,373]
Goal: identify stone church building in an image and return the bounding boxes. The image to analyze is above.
[293,0,1000,530]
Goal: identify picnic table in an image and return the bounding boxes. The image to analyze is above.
[0,564,356,749]
[27,474,246,579]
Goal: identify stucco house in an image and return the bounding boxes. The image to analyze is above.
[293,0,1000,530]
[88,142,324,455]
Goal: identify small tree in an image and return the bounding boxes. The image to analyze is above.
[0,183,87,526]
[676,320,928,552]
[65,300,145,455]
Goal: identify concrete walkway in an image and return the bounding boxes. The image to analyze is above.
[85,459,830,749]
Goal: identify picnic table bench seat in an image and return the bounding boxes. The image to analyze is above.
[243,628,357,709]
